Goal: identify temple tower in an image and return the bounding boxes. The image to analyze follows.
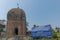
[7,8,26,37]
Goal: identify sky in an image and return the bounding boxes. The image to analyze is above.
[0,0,60,30]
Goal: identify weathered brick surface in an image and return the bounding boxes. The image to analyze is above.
[7,8,26,37]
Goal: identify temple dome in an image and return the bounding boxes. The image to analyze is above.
[7,8,25,20]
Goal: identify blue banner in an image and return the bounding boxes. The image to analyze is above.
[32,25,52,38]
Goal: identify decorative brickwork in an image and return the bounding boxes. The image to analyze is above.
[7,8,26,37]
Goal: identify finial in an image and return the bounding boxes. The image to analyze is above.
[15,0,20,8]
[17,2,19,8]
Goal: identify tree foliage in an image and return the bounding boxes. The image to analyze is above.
[52,29,57,38]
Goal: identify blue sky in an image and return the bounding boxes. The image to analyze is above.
[0,0,60,30]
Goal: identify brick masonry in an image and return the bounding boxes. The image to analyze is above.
[7,8,26,37]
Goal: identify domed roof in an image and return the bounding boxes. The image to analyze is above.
[7,8,25,20]
[8,8,25,15]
